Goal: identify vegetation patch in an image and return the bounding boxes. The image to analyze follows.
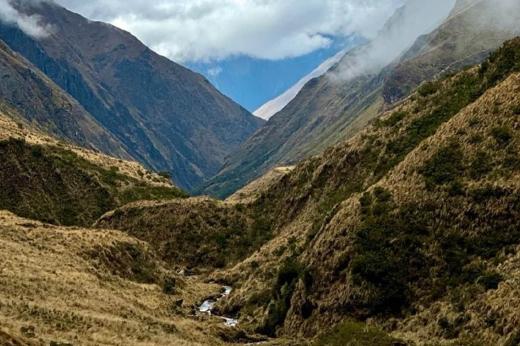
[420,142,465,189]
[0,138,186,226]
[314,320,403,346]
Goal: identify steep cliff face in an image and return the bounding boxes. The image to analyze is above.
[201,0,520,199]
[0,39,126,157]
[0,1,263,191]
[216,38,520,345]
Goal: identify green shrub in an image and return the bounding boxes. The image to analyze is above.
[504,332,520,346]
[418,80,441,97]
[476,271,503,290]
[491,126,512,146]
[259,258,304,336]
[314,320,403,346]
[469,151,493,179]
[377,111,408,127]
[421,143,464,189]
[162,277,177,295]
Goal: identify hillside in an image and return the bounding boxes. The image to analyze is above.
[0,40,126,158]
[0,108,186,227]
[0,211,237,345]
[96,198,271,270]
[0,1,263,191]
[201,0,520,198]
[208,38,520,345]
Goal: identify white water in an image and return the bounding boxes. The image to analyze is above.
[198,286,238,327]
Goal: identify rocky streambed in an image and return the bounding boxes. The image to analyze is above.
[198,285,238,327]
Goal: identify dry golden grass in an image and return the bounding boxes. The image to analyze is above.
[0,210,240,345]
[226,167,295,204]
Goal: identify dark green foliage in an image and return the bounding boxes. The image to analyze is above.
[0,138,186,226]
[491,126,513,146]
[504,332,520,346]
[475,271,502,290]
[314,320,403,346]
[418,80,441,97]
[350,189,428,314]
[259,258,304,336]
[376,111,408,128]
[421,143,464,189]
[469,151,493,179]
[437,314,471,340]
[162,277,177,295]
[480,37,520,88]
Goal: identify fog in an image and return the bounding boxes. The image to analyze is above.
[328,0,456,83]
[0,0,51,38]
[329,0,520,83]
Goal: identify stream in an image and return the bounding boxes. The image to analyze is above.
[198,285,238,327]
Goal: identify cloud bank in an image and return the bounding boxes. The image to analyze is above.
[329,0,456,82]
[0,0,51,38]
[54,0,404,63]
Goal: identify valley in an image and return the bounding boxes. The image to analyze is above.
[0,0,519,345]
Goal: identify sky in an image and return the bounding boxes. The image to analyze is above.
[46,0,405,114]
[1,0,411,114]
[52,0,404,63]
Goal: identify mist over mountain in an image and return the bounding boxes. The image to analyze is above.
[201,0,520,198]
[1,1,520,345]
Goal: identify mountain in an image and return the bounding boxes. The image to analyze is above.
[0,39,126,158]
[189,39,353,116]
[0,0,263,191]
[210,37,520,344]
[201,0,520,198]
[253,49,347,120]
[1,27,519,346]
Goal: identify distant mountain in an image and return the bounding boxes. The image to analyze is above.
[0,1,263,191]
[189,39,353,116]
[253,49,347,120]
[201,0,520,198]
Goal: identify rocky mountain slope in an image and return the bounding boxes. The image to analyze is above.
[0,106,186,227]
[201,0,520,198]
[209,37,520,345]
[0,1,263,191]
[0,39,126,158]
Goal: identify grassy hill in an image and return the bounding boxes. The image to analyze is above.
[0,211,233,345]
[0,109,186,227]
[201,0,520,199]
[212,37,520,345]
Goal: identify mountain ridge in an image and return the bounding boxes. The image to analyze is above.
[201,0,520,199]
[0,0,264,191]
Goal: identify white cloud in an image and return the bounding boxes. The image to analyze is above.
[207,66,223,77]
[329,0,456,82]
[0,0,52,38]
[53,0,404,63]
